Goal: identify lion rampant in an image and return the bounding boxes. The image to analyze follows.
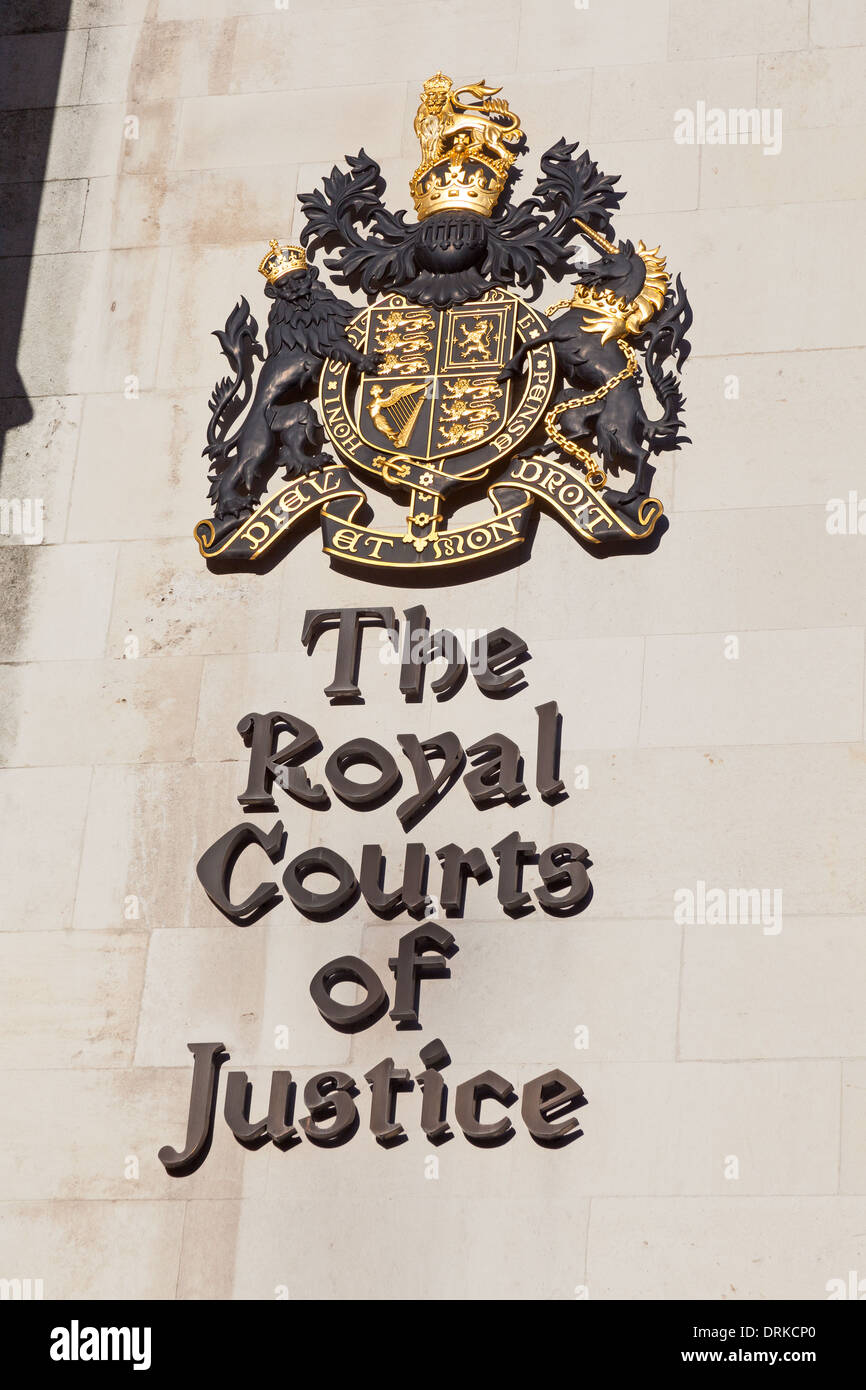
[203,265,376,532]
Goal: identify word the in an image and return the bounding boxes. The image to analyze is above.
[303,605,527,701]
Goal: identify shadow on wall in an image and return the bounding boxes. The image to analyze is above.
[0,1,73,472]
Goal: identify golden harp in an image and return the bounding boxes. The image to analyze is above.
[367,382,427,448]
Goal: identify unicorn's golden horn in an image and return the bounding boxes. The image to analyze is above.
[573,216,619,255]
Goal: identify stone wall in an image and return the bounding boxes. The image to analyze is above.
[0,0,864,1300]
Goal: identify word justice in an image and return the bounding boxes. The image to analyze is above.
[159,1039,585,1173]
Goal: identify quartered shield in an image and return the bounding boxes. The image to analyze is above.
[356,295,517,465]
[319,287,556,495]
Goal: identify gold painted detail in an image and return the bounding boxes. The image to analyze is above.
[376,331,433,355]
[457,318,493,361]
[258,240,306,283]
[443,376,501,403]
[377,309,436,333]
[367,382,427,448]
[194,456,663,568]
[543,223,671,486]
[437,376,502,445]
[439,422,484,448]
[547,225,671,345]
[320,289,553,480]
[544,340,638,490]
[411,73,523,220]
[373,308,435,363]
[379,353,431,376]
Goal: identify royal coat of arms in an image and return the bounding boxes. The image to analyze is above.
[195,73,693,570]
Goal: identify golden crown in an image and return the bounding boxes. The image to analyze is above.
[410,73,522,221]
[258,240,306,283]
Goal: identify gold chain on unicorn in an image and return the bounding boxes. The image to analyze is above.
[544,338,638,489]
[543,220,669,489]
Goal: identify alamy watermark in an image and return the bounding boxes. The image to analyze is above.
[826,492,866,535]
[826,1270,866,1299]
[50,1322,151,1371]
[674,102,782,156]
[674,880,783,936]
[0,1276,43,1300]
[378,626,489,671]
[0,497,44,545]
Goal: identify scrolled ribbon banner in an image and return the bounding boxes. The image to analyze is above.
[493,454,664,545]
[194,457,662,567]
[194,467,364,561]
